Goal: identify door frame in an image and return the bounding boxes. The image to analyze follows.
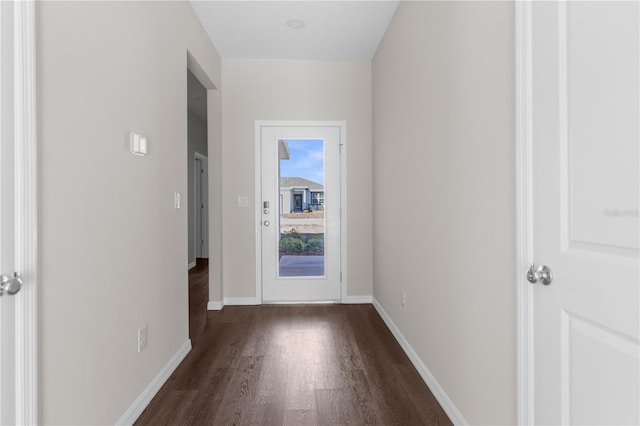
[515,2,534,424]
[254,121,348,303]
[1,1,38,424]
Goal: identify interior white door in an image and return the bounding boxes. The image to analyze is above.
[195,156,206,258]
[531,2,639,424]
[260,125,341,302]
[195,158,201,258]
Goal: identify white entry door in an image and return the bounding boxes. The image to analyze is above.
[259,124,343,302]
[531,2,639,424]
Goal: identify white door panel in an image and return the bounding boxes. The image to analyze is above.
[532,2,639,424]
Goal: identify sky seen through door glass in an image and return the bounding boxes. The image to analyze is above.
[280,139,324,184]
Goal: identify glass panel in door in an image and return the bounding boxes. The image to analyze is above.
[278,139,325,277]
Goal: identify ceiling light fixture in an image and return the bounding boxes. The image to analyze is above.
[286,19,306,30]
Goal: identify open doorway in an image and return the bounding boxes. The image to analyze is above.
[187,69,209,341]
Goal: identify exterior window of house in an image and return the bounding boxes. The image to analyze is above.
[311,192,324,205]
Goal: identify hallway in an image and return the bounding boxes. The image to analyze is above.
[135,262,451,425]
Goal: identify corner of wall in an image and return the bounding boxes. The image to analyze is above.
[372,298,467,425]
[115,341,192,426]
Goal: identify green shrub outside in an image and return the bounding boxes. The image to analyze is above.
[279,229,324,255]
[280,237,304,253]
[306,236,324,251]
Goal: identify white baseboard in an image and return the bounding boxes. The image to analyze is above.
[224,297,261,305]
[219,296,373,306]
[341,295,373,304]
[372,298,467,425]
[115,340,192,426]
[207,300,224,310]
[188,261,196,270]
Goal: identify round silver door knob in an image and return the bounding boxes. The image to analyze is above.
[264,220,270,227]
[526,263,553,285]
[536,265,553,285]
[0,272,23,296]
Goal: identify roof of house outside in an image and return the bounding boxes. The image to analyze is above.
[280,177,324,191]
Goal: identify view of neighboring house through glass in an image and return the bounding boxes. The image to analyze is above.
[311,191,324,207]
[278,139,325,277]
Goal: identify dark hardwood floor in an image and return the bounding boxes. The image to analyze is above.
[135,259,452,425]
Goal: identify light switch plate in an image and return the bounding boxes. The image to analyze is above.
[138,325,148,353]
[238,196,249,207]
[130,132,147,156]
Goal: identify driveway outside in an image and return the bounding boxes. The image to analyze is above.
[279,255,324,277]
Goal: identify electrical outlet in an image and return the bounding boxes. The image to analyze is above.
[401,290,407,308]
[138,325,148,353]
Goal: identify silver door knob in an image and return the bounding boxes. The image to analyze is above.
[264,220,270,227]
[0,272,23,296]
[526,263,553,285]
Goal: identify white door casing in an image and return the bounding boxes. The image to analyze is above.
[0,1,37,424]
[517,2,639,424]
[256,122,346,302]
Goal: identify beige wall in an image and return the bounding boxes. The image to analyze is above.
[221,60,372,300]
[372,2,516,424]
[37,2,221,424]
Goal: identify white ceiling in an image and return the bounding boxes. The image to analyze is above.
[189,1,399,60]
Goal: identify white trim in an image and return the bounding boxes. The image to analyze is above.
[339,124,349,304]
[224,297,261,306]
[341,295,372,304]
[207,300,224,310]
[515,2,535,425]
[372,298,467,425]
[262,299,338,305]
[254,121,348,304]
[254,122,262,303]
[115,340,192,426]
[13,2,38,424]
[188,261,196,270]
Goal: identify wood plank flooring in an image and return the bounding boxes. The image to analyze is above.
[135,259,452,425]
